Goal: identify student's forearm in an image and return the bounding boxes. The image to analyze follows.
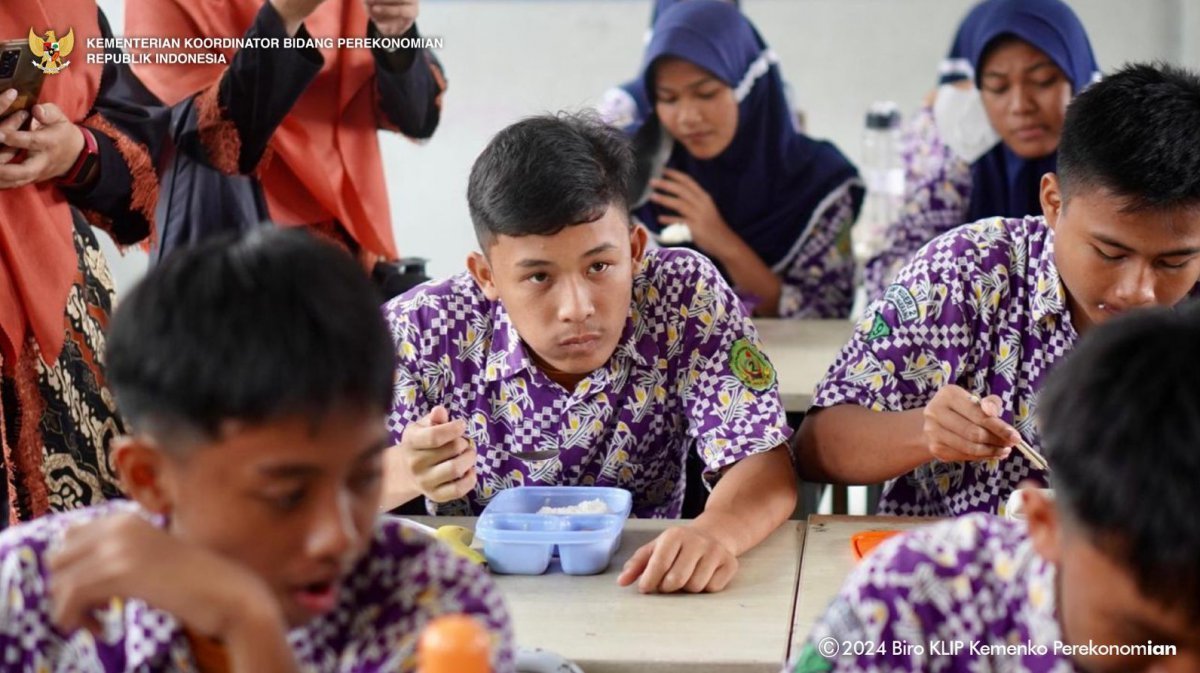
[692,446,796,557]
[709,236,782,317]
[797,405,931,484]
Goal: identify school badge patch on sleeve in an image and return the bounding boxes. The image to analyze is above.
[866,311,892,341]
[730,337,776,391]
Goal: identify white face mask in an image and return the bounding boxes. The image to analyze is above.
[933,83,1000,164]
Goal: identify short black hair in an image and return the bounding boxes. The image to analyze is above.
[106,228,395,447]
[466,111,634,248]
[1058,62,1200,212]
[1039,304,1200,619]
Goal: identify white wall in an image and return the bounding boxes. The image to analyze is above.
[93,0,1195,294]
[1184,0,1200,69]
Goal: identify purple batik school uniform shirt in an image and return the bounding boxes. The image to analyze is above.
[787,514,1082,673]
[0,501,515,672]
[814,216,1071,517]
[776,182,861,320]
[384,247,792,519]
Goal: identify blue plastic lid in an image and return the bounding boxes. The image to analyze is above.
[475,486,632,546]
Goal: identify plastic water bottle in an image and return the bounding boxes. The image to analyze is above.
[851,101,905,318]
[854,101,905,265]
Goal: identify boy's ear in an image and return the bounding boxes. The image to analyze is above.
[467,251,499,301]
[1040,172,1064,230]
[111,436,175,516]
[630,223,648,270]
[1024,487,1062,564]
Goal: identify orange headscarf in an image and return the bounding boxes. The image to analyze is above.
[0,0,102,364]
[127,0,398,260]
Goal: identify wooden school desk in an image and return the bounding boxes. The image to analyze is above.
[791,515,937,645]
[752,319,854,413]
[418,517,806,673]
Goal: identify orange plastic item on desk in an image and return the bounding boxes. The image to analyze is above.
[418,614,491,673]
[851,530,902,560]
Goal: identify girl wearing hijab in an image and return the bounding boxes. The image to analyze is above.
[864,0,1099,300]
[634,0,862,318]
[598,0,737,137]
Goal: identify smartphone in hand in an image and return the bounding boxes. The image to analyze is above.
[0,39,45,132]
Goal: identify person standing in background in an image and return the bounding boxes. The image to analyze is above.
[1,0,314,525]
[125,0,446,272]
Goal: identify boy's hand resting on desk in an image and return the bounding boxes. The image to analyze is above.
[47,513,284,642]
[388,404,477,505]
[617,523,739,594]
[616,446,795,594]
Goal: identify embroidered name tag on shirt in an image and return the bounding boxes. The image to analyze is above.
[884,284,919,323]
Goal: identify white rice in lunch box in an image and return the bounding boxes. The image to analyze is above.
[537,498,611,515]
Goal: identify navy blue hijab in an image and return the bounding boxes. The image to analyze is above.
[938,0,1001,85]
[613,0,741,136]
[962,0,1100,223]
[637,0,860,269]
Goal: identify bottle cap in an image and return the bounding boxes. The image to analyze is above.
[865,101,901,130]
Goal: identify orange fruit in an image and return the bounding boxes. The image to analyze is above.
[418,614,491,673]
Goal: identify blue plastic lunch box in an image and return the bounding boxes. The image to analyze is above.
[475,486,633,575]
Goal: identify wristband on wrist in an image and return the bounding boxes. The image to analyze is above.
[58,125,99,188]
